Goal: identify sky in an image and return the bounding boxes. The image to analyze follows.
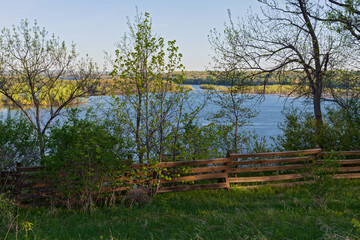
[0,0,262,71]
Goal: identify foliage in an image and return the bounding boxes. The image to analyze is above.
[164,122,226,161]
[305,151,341,207]
[0,112,39,173]
[0,80,88,106]
[0,192,16,237]
[109,10,227,197]
[274,105,360,151]
[0,19,101,159]
[0,192,15,218]
[22,221,34,240]
[111,11,187,167]
[325,0,360,40]
[44,109,132,212]
[199,84,227,91]
[352,218,360,234]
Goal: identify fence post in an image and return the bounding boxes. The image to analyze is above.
[224,150,232,191]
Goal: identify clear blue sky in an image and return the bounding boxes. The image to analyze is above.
[0,0,261,71]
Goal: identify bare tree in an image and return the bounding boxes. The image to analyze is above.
[311,0,360,113]
[298,1,360,113]
[0,20,102,160]
[209,0,355,132]
[207,38,258,152]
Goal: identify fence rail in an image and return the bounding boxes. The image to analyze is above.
[1,148,360,206]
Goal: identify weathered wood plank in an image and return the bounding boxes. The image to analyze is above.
[230,164,307,173]
[160,172,227,184]
[319,151,360,157]
[158,182,228,193]
[188,166,228,174]
[334,173,360,179]
[131,158,229,169]
[228,173,306,183]
[231,156,312,166]
[17,166,44,173]
[0,171,20,177]
[339,166,360,172]
[95,186,130,193]
[232,181,313,189]
[20,182,51,188]
[318,159,360,165]
[230,149,321,159]
[157,158,229,168]
[132,165,228,176]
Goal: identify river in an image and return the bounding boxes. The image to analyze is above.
[0,85,326,142]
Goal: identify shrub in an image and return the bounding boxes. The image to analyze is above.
[0,112,39,172]
[44,109,132,211]
[0,112,39,195]
[305,151,341,207]
[274,105,360,151]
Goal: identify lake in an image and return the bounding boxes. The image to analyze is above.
[0,85,323,142]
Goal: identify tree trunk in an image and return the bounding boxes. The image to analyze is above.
[136,95,143,163]
[313,90,322,123]
[39,133,45,163]
[313,87,324,147]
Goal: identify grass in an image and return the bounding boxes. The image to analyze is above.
[1,179,360,239]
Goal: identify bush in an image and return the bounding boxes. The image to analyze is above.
[0,112,39,195]
[0,112,39,172]
[44,109,132,210]
[274,105,360,151]
[305,151,341,207]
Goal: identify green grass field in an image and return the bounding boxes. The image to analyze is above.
[2,179,360,239]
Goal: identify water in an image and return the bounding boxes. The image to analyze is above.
[0,85,325,142]
[184,85,317,140]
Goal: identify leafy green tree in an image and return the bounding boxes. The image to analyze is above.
[111,11,222,195]
[0,19,102,160]
[111,12,189,164]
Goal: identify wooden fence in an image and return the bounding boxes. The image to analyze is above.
[1,148,360,206]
